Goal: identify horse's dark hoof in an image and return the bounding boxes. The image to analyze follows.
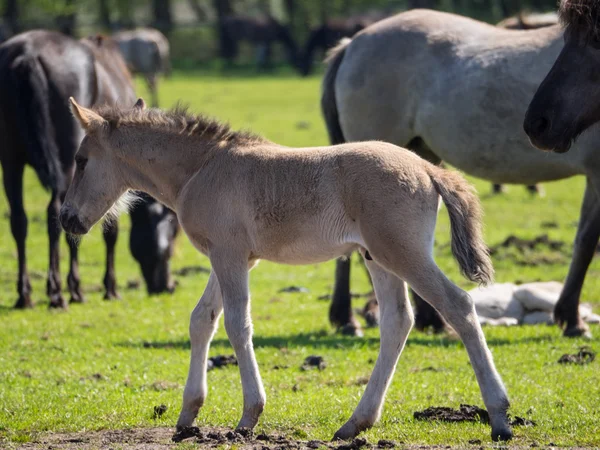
[563,324,592,339]
[103,291,121,300]
[172,426,200,442]
[70,294,86,304]
[491,427,513,442]
[48,296,68,309]
[14,296,33,309]
[339,322,364,337]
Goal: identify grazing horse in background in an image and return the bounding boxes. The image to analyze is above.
[0,31,177,308]
[217,14,298,70]
[299,13,387,76]
[322,9,599,338]
[113,28,171,107]
[62,98,512,442]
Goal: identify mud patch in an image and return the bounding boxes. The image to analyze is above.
[413,405,535,427]
[207,354,237,371]
[173,265,210,277]
[301,355,326,371]
[558,346,596,365]
[489,234,568,266]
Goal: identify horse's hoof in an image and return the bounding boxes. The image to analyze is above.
[172,426,200,442]
[103,291,121,300]
[339,322,364,337]
[563,325,592,339]
[70,290,86,304]
[48,294,68,309]
[14,296,33,309]
[332,421,360,441]
[491,426,513,442]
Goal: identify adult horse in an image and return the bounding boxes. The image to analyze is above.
[217,14,298,70]
[524,0,600,151]
[0,31,177,308]
[322,9,596,338]
[497,11,559,29]
[113,28,171,107]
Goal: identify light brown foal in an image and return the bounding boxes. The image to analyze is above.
[60,98,512,442]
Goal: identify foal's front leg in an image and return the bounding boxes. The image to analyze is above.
[210,251,266,430]
[334,258,414,440]
[177,271,223,429]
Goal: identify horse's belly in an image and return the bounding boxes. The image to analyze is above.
[260,238,359,265]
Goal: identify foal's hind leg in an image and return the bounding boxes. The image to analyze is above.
[2,163,32,308]
[47,190,67,308]
[177,271,223,429]
[334,258,413,440]
[406,265,511,441]
[103,220,120,299]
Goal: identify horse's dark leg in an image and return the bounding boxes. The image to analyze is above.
[3,163,32,308]
[47,190,67,308]
[103,220,120,300]
[554,180,600,337]
[405,137,448,332]
[147,74,159,108]
[66,233,85,303]
[492,184,505,194]
[330,256,363,336]
[526,184,544,196]
[413,293,446,333]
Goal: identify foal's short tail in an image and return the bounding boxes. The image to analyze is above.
[428,167,494,286]
[321,38,351,145]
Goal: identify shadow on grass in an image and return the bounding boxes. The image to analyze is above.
[116,329,557,351]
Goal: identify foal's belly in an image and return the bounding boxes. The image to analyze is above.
[259,238,359,266]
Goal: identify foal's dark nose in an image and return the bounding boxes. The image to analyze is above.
[59,208,87,235]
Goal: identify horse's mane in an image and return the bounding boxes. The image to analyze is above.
[559,0,600,41]
[95,104,268,145]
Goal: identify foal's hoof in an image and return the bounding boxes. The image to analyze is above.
[172,426,200,442]
[491,426,513,442]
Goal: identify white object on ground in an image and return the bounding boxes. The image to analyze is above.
[469,281,600,326]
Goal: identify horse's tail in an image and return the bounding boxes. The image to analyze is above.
[10,55,63,192]
[428,167,494,286]
[321,38,351,145]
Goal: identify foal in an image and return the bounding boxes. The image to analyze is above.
[60,99,512,442]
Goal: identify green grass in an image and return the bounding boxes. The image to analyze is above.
[0,71,599,447]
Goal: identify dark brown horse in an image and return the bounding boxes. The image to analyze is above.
[218,14,298,69]
[0,30,177,308]
[525,0,600,152]
[299,14,386,76]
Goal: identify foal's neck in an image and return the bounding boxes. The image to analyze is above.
[117,127,224,209]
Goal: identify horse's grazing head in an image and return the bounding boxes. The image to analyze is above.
[60,97,146,235]
[524,0,600,152]
[129,193,179,294]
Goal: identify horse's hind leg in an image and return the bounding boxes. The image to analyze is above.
[177,271,223,429]
[407,265,511,441]
[147,74,158,108]
[103,220,120,300]
[47,190,67,308]
[334,258,413,440]
[2,163,32,308]
[330,256,363,336]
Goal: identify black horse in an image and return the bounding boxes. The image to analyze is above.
[299,14,387,76]
[0,30,177,308]
[218,14,298,69]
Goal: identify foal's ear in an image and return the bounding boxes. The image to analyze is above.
[133,98,147,110]
[69,97,106,131]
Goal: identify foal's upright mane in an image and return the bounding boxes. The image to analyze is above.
[95,104,268,145]
[559,0,600,41]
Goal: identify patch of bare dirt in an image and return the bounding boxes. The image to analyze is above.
[489,234,568,267]
[13,426,425,449]
[414,405,536,427]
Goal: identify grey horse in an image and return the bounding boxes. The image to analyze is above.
[113,28,171,107]
[322,9,598,338]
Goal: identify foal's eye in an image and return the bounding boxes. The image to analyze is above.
[75,155,88,170]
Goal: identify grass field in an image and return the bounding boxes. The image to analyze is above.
[0,71,599,448]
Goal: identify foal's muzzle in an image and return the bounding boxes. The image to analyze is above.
[59,206,88,235]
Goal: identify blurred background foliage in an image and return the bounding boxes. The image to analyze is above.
[0,0,561,67]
